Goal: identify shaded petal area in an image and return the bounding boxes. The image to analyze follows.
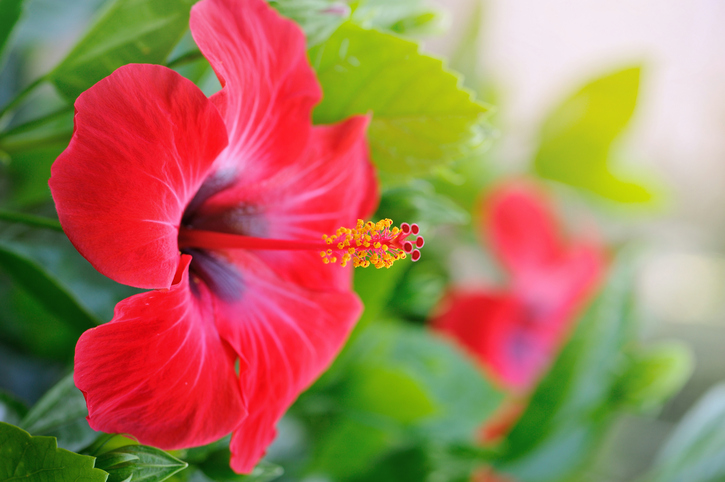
[190,0,321,181]
[191,116,378,292]
[50,65,227,289]
[212,251,362,473]
[74,256,246,449]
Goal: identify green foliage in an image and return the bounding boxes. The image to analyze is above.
[271,0,442,47]
[613,341,694,413]
[494,255,638,481]
[0,244,101,333]
[0,391,27,426]
[353,260,407,330]
[534,66,655,203]
[48,0,196,102]
[269,0,350,47]
[95,445,187,482]
[0,421,108,482]
[377,181,470,228]
[19,372,98,452]
[0,0,24,69]
[347,446,431,482]
[303,322,503,480]
[198,452,282,482]
[350,0,443,36]
[641,383,725,482]
[310,22,490,184]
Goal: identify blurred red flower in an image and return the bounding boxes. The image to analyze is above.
[49,0,377,472]
[431,182,605,439]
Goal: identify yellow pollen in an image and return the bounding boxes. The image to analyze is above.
[319,218,420,269]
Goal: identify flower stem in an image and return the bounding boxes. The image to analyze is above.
[0,209,64,232]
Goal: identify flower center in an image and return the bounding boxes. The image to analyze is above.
[178,218,425,269]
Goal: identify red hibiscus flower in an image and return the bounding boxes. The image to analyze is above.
[431,182,605,395]
[45,0,418,472]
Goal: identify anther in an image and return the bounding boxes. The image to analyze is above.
[320,218,425,269]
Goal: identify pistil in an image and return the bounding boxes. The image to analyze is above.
[178,219,425,269]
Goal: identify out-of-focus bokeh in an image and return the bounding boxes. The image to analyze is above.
[426,0,725,478]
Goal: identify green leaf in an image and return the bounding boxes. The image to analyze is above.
[533,66,656,203]
[310,23,490,184]
[353,260,407,331]
[0,243,101,334]
[356,322,503,439]
[48,0,195,102]
[612,341,693,412]
[347,446,431,482]
[20,372,98,452]
[377,181,470,228]
[199,451,282,482]
[0,0,24,68]
[351,0,443,36]
[495,254,639,482]
[0,391,27,425]
[0,421,108,482]
[305,322,503,479]
[641,383,725,482]
[95,445,187,482]
[269,0,350,47]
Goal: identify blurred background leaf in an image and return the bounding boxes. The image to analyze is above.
[297,322,503,480]
[640,383,725,482]
[0,0,24,71]
[19,372,98,452]
[493,253,640,481]
[533,66,658,204]
[48,0,196,102]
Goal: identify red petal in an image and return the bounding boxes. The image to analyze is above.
[211,251,362,473]
[50,65,227,289]
[74,255,246,449]
[486,183,564,277]
[431,290,537,389]
[190,0,321,179]
[192,116,377,292]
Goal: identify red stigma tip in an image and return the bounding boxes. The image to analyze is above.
[411,223,420,235]
[403,241,414,253]
[416,236,425,248]
[400,223,411,235]
[411,249,421,262]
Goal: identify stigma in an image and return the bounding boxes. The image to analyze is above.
[320,219,425,269]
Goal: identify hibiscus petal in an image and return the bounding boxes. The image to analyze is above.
[190,0,322,181]
[430,290,550,391]
[74,255,246,449]
[50,64,227,289]
[486,183,564,277]
[190,116,377,292]
[211,251,362,473]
